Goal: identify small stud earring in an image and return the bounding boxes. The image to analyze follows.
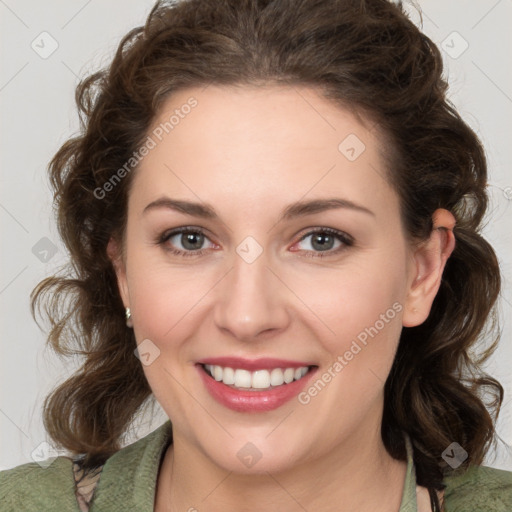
[125,307,133,328]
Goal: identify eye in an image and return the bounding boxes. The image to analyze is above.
[292,228,353,258]
[157,227,215,257]
[156,226,353,259]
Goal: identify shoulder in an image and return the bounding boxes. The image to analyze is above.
[0,421,173,511]
[443,465,512,511]
[0,456,79,511]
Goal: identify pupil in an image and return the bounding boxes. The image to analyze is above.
[183,232,203,250]
[312,233,333,251]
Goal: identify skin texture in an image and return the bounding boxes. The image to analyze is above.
[108,85,455,512]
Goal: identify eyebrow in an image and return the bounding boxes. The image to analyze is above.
[143,197,375,221]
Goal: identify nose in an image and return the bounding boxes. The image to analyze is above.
[213,248,290,342]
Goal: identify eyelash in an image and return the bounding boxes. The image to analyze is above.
[156,226,354,259]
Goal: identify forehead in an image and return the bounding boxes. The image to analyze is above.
[130,84,396,219]
[148,84,382,157]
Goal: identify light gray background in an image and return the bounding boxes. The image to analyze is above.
[1,0,511,471]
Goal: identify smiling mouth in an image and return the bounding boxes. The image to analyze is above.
[200,363,317,391]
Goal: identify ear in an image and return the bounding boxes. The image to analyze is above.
[402,209,456,327]
[107,236,130,309]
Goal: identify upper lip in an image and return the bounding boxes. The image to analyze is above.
[196,357,317,371]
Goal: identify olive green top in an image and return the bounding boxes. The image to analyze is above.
[1,420,511,511]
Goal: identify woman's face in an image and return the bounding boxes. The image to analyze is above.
[111,85,429,473]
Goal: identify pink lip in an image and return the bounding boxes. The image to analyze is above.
[196,356,316,371]
[196,363,318,412]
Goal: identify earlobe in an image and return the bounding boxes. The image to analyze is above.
[107,237,130,309]
[402,209,456,328]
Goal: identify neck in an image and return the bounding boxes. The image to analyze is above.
[155,423,408,512]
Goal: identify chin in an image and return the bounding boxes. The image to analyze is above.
[195,429,308,475]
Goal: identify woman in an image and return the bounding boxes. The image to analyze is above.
[1,0,511,511]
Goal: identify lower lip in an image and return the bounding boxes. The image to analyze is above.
[197,364,317,412]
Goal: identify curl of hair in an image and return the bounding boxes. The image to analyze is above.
[32,0,504,507]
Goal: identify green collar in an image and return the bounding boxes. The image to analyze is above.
[399,432,420,511]
[90,421,420,511]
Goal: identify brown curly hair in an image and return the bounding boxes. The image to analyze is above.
[31,0,504,509]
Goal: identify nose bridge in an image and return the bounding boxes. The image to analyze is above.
[213,237,289,340]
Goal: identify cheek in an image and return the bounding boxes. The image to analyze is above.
[293,265,406,431]
[292,253,407,411]
[128,262,208,342]
[126,259,210,409]
[296,258,405,350]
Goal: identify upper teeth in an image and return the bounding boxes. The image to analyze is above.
[204,365,310,390]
